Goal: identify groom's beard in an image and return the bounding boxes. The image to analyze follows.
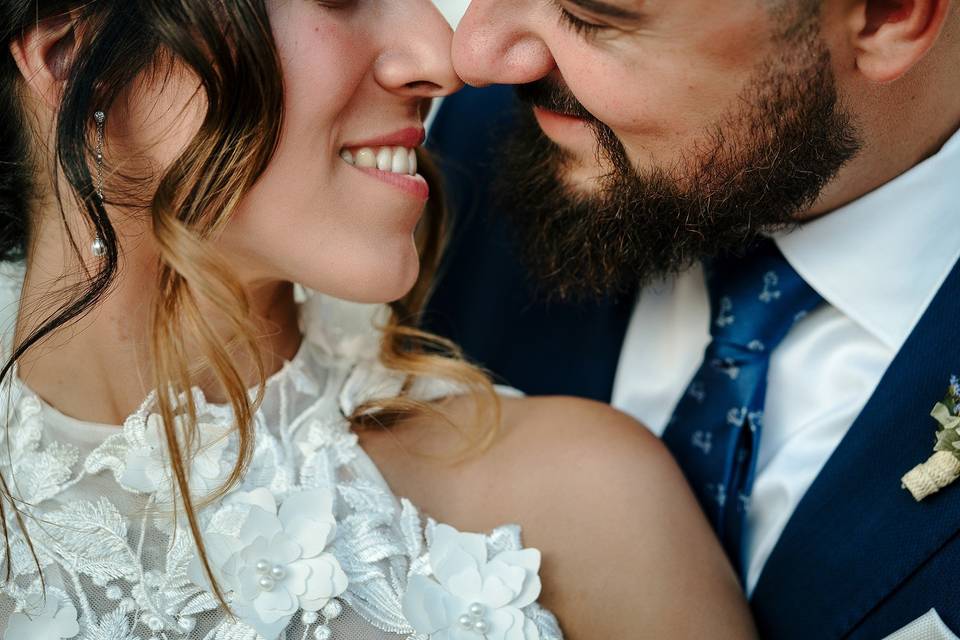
[493,21,862,301]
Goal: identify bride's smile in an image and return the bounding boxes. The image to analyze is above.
[338,126,429,200]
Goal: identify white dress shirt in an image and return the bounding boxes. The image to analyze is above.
[612,129,960,594]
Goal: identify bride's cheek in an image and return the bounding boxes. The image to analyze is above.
[213,3,424,301]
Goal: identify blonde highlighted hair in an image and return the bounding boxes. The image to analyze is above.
[0,0,496,608]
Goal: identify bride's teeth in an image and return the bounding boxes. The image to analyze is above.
[376,147,393,171]
[344,146,419,175]
[391,146,409,175]
[354,148,377,168]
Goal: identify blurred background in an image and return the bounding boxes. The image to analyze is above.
[434,0,470,28]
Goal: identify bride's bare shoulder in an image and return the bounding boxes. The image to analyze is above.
[361,395,660,513]
[361,394,756,639]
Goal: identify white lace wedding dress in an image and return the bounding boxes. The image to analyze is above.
[0,263,562,640]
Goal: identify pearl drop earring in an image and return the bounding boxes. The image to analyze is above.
[92,110,106,258]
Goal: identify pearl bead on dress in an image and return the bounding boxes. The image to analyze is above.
[458,602,491,635]
[258,576,276,591]
[321,599,343,620]
[146,615,164,632]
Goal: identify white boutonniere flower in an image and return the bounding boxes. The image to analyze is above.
[902,376,960,501]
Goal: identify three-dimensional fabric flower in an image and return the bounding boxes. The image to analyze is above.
[189,487,348,640]
[5,590,80,640]
[121,413,230,499]
[402,524,543,640]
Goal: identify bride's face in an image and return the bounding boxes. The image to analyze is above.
[229,0,462,302]
[120,0,461,303]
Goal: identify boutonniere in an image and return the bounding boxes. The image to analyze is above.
[902,376,960,502]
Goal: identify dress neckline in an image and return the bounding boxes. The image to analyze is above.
[0,259,389,443]
[0,264,565,640]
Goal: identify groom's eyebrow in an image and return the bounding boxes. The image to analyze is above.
[566,0,644,20]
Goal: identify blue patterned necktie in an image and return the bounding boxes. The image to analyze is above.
[661,238,823,577]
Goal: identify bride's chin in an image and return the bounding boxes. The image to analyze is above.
[310,244,422,305]
[383,255,423,304]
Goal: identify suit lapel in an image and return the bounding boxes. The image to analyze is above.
[751,260,960,639]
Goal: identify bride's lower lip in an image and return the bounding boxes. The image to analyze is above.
[351,165,430,200]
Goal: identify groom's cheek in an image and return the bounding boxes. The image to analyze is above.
[549,18,776,176]
[453,0,781,176]
[567,70,748,178]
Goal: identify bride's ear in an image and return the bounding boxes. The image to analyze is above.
[9,11,80,110]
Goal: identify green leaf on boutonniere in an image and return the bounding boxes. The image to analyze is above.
[935,424,960,455]
[931,401,960,459]
[901,379,960,502]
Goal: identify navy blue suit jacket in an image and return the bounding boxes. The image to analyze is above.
[425,86,960,639]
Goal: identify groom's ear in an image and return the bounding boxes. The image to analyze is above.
[845,0,953,82]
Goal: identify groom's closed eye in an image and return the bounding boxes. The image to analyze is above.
[564,0,644,21]
[552,0,648,40]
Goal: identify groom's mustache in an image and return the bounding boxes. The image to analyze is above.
[515,80,597,123]
[514,79,633,176]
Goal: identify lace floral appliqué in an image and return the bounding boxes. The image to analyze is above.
[403,523,555,640]
[0,285,564,640]
[190,487,348,639]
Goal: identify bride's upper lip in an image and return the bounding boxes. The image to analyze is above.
[341,127,426,149]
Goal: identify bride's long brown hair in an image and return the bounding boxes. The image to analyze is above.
[0,0,495,606]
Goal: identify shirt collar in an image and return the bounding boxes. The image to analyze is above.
[775,128,960,352]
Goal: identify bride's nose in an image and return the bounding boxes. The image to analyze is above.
[373,0,464,98]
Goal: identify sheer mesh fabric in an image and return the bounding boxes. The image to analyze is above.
[0,263,562,640]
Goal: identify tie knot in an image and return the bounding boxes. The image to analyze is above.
[706,239,822,352]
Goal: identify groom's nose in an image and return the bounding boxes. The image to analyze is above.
[452,0,555,86]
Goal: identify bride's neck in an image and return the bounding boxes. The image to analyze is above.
[15,223,301,426]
